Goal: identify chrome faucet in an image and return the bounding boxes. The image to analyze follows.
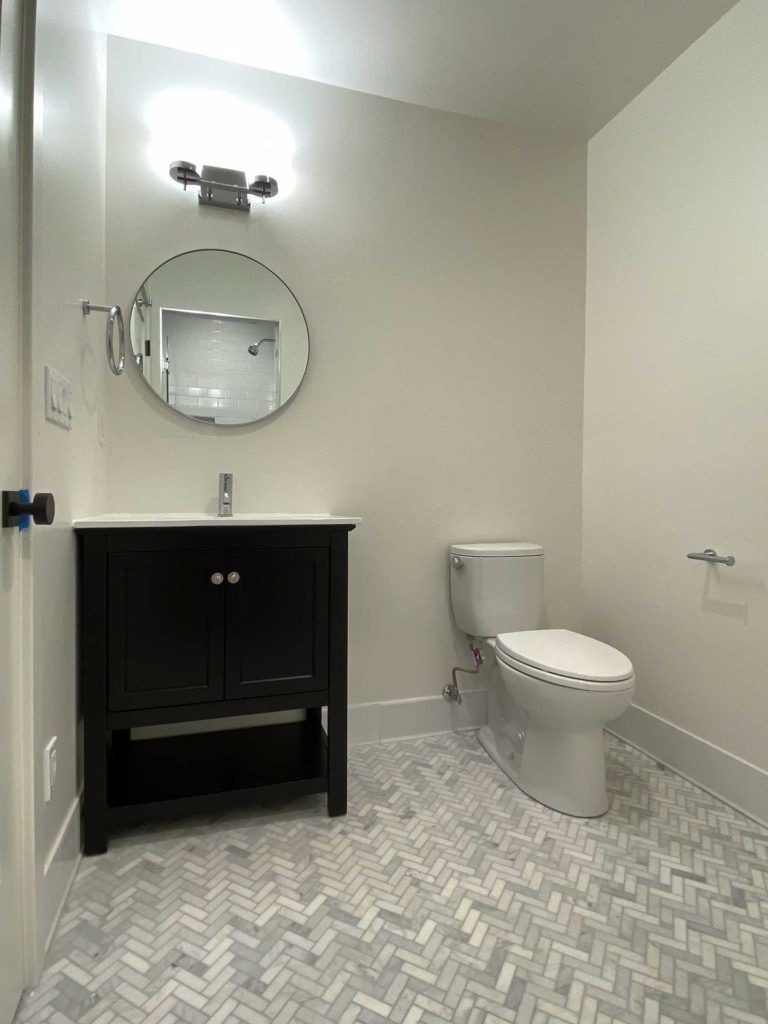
[218,472,233,517]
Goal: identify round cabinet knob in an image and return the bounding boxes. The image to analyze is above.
[451,555,464,568]
[227,571,240,584]
[211,572,224,586]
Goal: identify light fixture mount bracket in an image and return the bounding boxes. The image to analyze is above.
[169,161,278,212]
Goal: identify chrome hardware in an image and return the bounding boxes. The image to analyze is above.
[169,162,278,212]
[218,472,233,517]
[687,548,735,567]
[442,681,462,704]
[451,555,464,568]
[227,571,240,584]
[82,300,125,376]
[444,643,485,705]
[211,572,224,585]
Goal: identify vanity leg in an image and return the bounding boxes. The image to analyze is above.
[327,701,347,816]
[327,531,348,817]
[82,741,108,856]
[80,535,109,855]
[82,695,108,855]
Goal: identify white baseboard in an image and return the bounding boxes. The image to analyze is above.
[607,704,768,829]
[347,689,487,744]
[40,795,81,964]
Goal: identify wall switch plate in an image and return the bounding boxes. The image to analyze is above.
[43,736,58,802]
[45,365,73,430]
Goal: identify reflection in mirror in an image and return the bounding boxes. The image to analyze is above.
[129,249,309,425]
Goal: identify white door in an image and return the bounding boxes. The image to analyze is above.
[0,0,27,1018]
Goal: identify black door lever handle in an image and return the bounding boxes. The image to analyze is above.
[2,490,56,527]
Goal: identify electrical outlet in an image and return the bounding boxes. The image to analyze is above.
[43,736,58,802]
[45,365,73,430]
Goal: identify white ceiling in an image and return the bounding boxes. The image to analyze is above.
[103,0,738,139]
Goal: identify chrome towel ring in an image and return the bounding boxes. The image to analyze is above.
[82,299,125,376]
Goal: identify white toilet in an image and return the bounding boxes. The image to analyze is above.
[449,542,634,817]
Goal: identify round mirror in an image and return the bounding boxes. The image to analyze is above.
[129,249,309,425]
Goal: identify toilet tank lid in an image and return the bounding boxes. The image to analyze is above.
[450,542,543,557]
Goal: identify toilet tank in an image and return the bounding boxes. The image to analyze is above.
[449,542,544,638]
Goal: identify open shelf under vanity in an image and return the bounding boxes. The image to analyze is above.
[107,719,328,826]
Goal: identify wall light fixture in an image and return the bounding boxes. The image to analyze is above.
[169,161,278,212]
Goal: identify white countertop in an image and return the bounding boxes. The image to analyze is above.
[73,513,362,529]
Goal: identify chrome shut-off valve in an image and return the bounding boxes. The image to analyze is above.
[442,680,463,705]
[444,642,484,705]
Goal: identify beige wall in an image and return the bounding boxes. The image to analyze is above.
[584,0,768,771]
[105,38,587,706]
[27,0,107,964]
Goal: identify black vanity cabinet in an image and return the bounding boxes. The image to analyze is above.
[107,550,227,710]
[77,524,354,854]
[223,548,329,700]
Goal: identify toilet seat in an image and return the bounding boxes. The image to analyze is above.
[495,629,634,692]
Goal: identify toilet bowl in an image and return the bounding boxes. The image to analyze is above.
[449,542,635,818]
[482,630,634,817]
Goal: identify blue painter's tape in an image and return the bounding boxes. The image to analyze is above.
[18,488,30,531]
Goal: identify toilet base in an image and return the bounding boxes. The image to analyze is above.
[478,723,610,818]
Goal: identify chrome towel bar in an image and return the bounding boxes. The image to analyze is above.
[687,548,735,567]
[82,299,125,376]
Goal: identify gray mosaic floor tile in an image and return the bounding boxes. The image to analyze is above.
[15,732,768,1024]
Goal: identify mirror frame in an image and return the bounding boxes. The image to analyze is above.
[129,248,310,427]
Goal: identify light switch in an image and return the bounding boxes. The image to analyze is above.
[45,365,73,430]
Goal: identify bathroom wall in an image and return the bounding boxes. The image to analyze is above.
[25,0,107,967]
[583,0,768,814]
[105,38,587,710]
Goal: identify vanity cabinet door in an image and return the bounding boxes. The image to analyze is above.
[108,551,226,710]
[224,548,329,699]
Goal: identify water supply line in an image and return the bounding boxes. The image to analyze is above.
[444,641,485,705]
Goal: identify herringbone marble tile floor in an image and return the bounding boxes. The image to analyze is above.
[14,732,768,1024]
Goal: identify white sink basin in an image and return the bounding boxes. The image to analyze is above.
[73,513,361,529]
